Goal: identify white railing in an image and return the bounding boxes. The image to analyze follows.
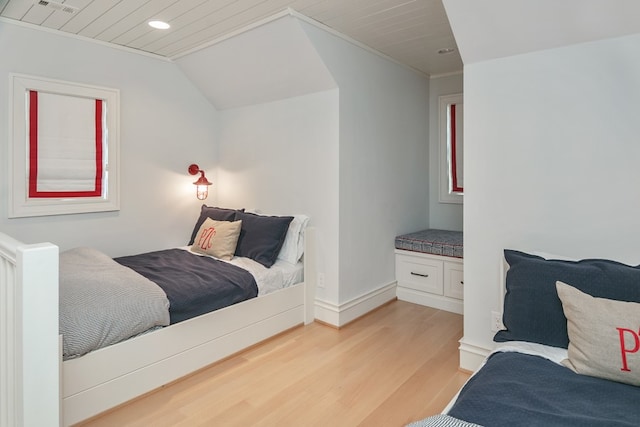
[0,232,59,427]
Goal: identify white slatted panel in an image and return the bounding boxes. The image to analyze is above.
[294,0,337,16]
[21,2,54,24]
[0,0,463,87]
[1,0,32,19]
[93,0,182,43]
[157,0,294,56]
[308,0,391,22]
[78,0,153,38]
[41,0,94,30]
[136,0,271,53]
[113,0,233,47]
[355,14,428,46]
[348,3,428,34]
[60,0,120,34]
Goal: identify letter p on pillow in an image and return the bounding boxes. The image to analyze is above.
[617,328,640,372]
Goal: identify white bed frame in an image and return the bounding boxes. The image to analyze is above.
[0,228,317,427]
[1,235,59,427]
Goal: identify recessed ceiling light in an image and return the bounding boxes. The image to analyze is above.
[148,20,170,30]
[437,48,455,55]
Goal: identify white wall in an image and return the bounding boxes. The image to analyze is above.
[462,33,640,363]
[209,17,431,312]
[429,74,463,231]
[215,90,340,302]
[300,23,430,304]
[0,20,218,256]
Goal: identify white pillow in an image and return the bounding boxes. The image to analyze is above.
[277,214,309,264]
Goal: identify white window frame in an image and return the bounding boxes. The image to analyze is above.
[8,74,120,217]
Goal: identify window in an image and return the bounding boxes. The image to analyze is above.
[439,93,463,204]
[9,74,119,217]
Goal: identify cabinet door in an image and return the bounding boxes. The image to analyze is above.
[444,262,464,300]
[396,255,443,295]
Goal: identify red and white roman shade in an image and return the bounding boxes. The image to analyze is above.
[28,90,105,198]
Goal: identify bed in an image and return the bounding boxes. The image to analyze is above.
[1,205,317,426]
[408,249,640,427]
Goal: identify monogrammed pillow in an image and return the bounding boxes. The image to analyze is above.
[556,281,640,387]
[191,218,242,260]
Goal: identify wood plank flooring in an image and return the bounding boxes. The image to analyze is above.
[79,300,468,427]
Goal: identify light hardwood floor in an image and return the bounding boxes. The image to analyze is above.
[79,300,469,427]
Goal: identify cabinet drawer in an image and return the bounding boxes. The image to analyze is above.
[396,255,443,295]
[444,264,464,300]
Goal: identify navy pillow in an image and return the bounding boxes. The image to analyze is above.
[234,212,293,268]
[188,205,244,245]
[494,249,640,348]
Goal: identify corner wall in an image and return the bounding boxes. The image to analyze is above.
[461,33,640,368]
[300,21,430,311]
[215,90,340,304]
[192,15,431,324]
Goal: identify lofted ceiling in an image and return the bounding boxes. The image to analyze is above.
[0,0,462,76]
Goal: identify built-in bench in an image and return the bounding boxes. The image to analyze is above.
[395,229,463,258]
[394,229,464,314]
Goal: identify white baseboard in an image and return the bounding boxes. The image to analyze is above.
[314,282,397,327]
[396,286,463,314]
[458,337,492,372]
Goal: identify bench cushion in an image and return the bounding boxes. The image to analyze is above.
[395,229,463,258]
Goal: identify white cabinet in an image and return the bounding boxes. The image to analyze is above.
[396,255,443,295]
[444,263,464,300]
[395,249,463,314]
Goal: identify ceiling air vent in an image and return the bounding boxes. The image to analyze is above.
[37,0,79,14]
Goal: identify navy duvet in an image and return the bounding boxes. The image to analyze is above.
[116,249,258,324]
[448,351,640,427]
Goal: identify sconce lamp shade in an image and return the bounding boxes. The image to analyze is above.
[188,164,212,200]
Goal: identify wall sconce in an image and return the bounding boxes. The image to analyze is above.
[188,164,212,200]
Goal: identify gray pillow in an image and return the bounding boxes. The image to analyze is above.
[234,212,293,268]
[494,249,640,348]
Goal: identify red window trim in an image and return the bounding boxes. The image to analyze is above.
[28,90,104,198]
[450,103,463,193]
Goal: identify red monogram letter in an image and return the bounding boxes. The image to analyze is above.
[197,227,216,250]
[616,327,640,372]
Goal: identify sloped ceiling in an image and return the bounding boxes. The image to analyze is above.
[175,14,336,110]
[0,0,462,76]
[443,0,640,65]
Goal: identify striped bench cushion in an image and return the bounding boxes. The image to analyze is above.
[395,229,463,258]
